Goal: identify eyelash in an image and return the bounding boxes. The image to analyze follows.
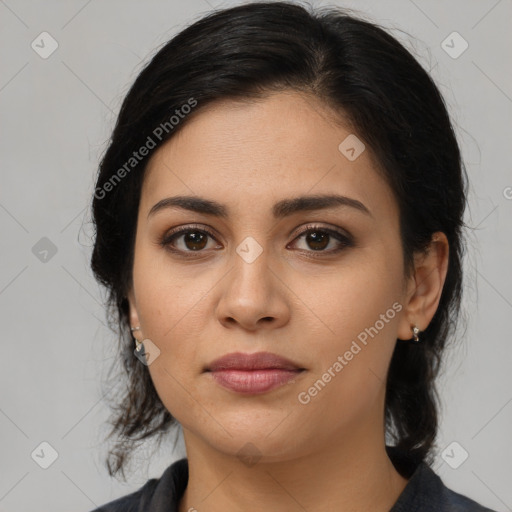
[159,223,354,258]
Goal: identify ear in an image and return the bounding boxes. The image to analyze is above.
[126,287,141,331]
[397,232,450,341]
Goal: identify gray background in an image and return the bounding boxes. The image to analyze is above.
[1,0,511,510]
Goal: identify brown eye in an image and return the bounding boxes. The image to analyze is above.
[289,225,353,255]
[160,225,220,254]
[304,231,330,251]
[180,231,209,251]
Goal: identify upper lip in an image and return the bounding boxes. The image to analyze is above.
[205,351,305,372]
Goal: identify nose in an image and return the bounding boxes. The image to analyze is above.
[215,243,291,332]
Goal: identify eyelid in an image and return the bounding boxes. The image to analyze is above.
[164,223,218,238]
[160,223,220,246]
[291,222,352,240]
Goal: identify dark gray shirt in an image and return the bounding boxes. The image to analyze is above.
[90,447,497,511]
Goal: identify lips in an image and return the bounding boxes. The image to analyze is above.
[205,351,304,372]
[204,352,305,394]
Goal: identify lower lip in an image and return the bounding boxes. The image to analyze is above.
[208,369,303,394]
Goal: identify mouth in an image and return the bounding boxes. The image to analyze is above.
[204,352,306,394]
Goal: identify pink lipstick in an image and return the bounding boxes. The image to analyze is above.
[205,351,305,394]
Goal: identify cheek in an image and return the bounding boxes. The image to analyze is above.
[295,251,402,341]
[294,260,402,412]
[132,242,209,338]
[296,317,398,434]
[131,249,203,401]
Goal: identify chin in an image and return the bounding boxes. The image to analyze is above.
[189,418,310,463]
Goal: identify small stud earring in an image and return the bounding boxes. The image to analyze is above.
[131,326,144,352]
[412,325,421,343]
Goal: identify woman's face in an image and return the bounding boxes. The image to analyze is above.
[128,90,415,462]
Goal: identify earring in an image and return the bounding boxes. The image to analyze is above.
[131,326,144,352]
[411,325,421,343]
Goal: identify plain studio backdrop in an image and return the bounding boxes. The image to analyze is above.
[0,0,511,511]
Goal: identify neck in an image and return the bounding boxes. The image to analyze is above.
[177,415,408,512]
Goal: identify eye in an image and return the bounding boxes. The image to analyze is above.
[288,224,354,255]
[159,224,221,254]
[159,223,354,257]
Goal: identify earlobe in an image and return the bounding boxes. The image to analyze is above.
[126,288,140,330]
[397,232,449,340]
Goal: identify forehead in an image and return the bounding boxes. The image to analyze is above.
[140,91,396,222]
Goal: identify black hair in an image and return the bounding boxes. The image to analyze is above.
[90,0,468,479]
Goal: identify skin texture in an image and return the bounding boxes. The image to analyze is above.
[127,90,449,512]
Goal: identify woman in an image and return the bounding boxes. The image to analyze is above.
[89,2,497,510]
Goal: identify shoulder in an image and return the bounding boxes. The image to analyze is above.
[387,446,497,512]
[440,483,498,512]
[88,457,189,512]
[432,467,498,512]
[88,479,158,512]
[392,461,498,512]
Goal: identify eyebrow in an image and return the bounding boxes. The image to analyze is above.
[147,194,372,220]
